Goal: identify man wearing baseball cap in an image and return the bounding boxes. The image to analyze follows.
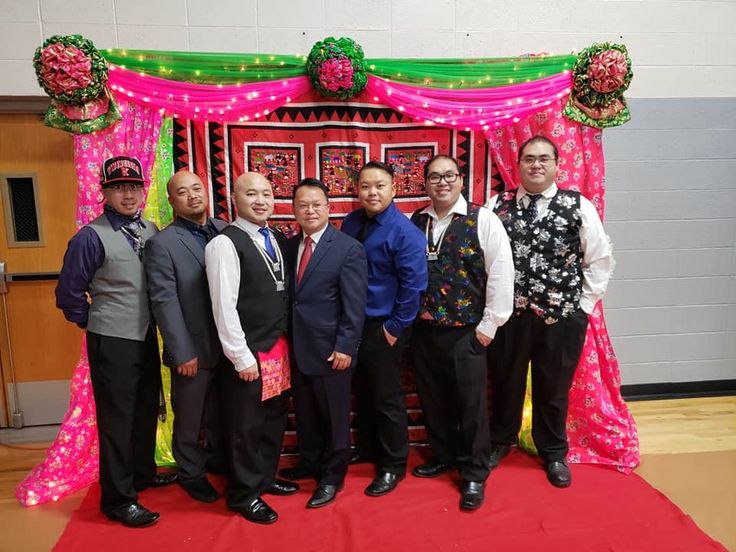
[56,155,176,528]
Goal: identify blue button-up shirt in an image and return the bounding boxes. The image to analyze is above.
[342,202,428,338]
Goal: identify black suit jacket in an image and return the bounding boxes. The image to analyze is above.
[288,224,368,376]
[144,216,227,370]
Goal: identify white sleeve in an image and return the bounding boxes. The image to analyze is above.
[579,196,614,314]
[205,234,257,372]
[476,208,515,339]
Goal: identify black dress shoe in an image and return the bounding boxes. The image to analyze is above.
[412,461,453,478]
[107,502,160,528]
[306,484,342,508]
[238,498,278,524]
[180,477,221,503]
[459,481,485,511]
[265,478,300,496]
[279,465,318,481]
[488,443,512,469]
[151,472,179,487]
[545,461,572,488]
[364,471,404,497]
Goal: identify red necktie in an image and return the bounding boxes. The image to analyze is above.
[297,235,313,285]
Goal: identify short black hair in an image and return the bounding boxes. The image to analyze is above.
[423,154,461,179]
[293,177,329,201]
[518,136,559,163]
[358,160,394,180]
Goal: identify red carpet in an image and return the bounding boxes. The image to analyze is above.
[53,449,725,552]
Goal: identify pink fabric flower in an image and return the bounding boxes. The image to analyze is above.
[317,57,355,92]
[40,43,93,95]
[587,50,628,93]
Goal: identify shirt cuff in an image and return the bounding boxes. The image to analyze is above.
[579,297,596,315]
[383,319,403,339]
[476,319,499,340]
[231,349,258,372]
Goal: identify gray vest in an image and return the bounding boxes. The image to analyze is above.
[86,214,158,341]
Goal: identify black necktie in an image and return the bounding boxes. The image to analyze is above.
[358,215,374,242]
[526,194,544,221]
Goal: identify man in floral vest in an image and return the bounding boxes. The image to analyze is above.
[410,154,514,511]
[487,136,613,487]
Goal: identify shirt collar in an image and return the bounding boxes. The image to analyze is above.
[420,194,468,221]
[303,223,329,246]
[104,204,141,231]
[369,202,397,225]
[233,216,269,238]
[516,183,558,203]
[179,216,212,233]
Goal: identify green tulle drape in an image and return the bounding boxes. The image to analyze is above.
[102,48,575,89]
[103,49,307,84]
[142,117,177,467]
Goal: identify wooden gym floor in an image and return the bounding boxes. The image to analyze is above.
[0,396,734,551]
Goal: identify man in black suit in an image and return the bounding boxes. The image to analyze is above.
[279,179,368,508]
[144,170,227,503]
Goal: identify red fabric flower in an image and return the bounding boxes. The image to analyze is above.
[587,50,628,93]
[40,43,93,95]
[317,57,355,92]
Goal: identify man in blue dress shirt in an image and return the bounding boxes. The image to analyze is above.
[340,161,428,497]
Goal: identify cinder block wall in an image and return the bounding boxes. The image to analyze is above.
[1,0,734,386]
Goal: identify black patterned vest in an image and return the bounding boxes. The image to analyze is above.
[411,205,486,326]
[493,189,583,324]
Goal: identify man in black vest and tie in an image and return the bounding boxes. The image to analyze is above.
[487,136,613,487]
[144,170,227,503]
[205,172,297,524]
[56,155,176,528]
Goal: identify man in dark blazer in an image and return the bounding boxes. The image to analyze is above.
[279,178,368,508]
[144,170,227,503]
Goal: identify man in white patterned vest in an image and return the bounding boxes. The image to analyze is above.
[486,136,613,488]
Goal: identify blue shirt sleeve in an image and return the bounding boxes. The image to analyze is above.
[55,227,105,328]
[384,223,429,338]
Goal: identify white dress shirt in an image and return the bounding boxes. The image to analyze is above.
[205,217,283,372]
[486,183,614,314]
[420,195,515,339]
[296,223,329,270]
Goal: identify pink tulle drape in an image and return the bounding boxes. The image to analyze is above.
[364,73,572,130]
[15,99,163,506]
[486,100,640,473]
[107,65,312,122]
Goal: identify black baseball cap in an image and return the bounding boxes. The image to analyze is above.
[100,156,145,187]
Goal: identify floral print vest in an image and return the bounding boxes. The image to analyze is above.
[494,189,583,324]
[411,205,486,326]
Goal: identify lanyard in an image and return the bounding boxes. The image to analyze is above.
[424,213,456,261]
[250,230,286,292]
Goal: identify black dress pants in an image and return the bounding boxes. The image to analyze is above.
[170,355,227,482]
[222,363,288,511]
[412,322,491,482]
[292,367,353,485]
[353,319,409,475]
[488,309,589,462]
[87,328,161,515]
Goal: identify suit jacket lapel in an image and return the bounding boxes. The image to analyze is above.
[298,224,334,290]
[173,218,205,267]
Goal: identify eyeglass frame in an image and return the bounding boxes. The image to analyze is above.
[426,172,462,185]
[519,155,557,166]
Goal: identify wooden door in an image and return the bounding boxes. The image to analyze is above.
[0,114,83,427]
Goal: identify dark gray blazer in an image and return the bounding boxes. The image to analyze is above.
[144,216,227,370]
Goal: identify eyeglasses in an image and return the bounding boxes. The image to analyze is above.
[426,172,461,185]
[106,183,144,193]
[520,155,556,166]
[295,202,328,212]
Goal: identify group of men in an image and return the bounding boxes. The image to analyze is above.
[56,135,612,528]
